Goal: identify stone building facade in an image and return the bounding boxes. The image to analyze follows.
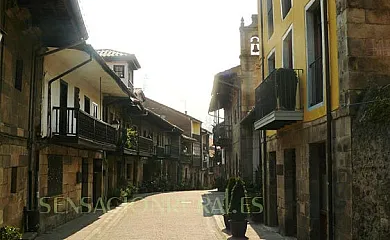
[253,0,390,239]
[209,15,260,183]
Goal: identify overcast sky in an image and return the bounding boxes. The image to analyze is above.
[79,0,257,131]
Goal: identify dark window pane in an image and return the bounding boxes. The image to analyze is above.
[113,65,125,78]
[84,96,90,114]
[282,0,292,18]
[15,59,23,91]
[48,155,63,196]
[11,167,17,193]
[267,0,274,38]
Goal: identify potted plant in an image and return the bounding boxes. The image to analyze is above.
[223,177,237,230]
[228,179,249,238]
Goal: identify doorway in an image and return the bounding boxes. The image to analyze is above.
[267,151,278,226]
[81,159,89,213]
[93,159,103,207]
[309,142,327,240]
[59,81,68,135]
[284,149,297,237]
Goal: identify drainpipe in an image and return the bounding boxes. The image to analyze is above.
[259,0,268,225]
[323,0,333,239]
[0,0,5,103]
[46,52,92,137]
[27,45,38,211]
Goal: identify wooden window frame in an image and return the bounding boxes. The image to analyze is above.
[113,65,125,78]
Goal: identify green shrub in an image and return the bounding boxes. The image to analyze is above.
[0,226,22,240]
[120,183,138,202]
[125,127,138,149]
[228,178,249,221]
[224,177,237,213]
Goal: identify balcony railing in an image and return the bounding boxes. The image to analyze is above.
[52,107,117,146]
[153,145,165,158]
[254,68,304,130]
[138,136,153,155]
[165,145,180,158]
[193,155,201,167]
[180,153,192,163]
[213,123,232,147]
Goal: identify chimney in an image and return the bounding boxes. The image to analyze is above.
[185,111,188,115]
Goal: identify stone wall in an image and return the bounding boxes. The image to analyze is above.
[264,111,351,239]
[337,0,390,103]
[0,143,28,228]
[38,145,101,233]
[350,87,390,239]
[0,6,42,229]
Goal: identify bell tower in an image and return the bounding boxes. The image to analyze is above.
[239,14,260,117]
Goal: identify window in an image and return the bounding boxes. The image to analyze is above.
[306,0,324,106]
[281,0,292,19]
[10,167,17,193]
[268,50,276,75]
[48,155,63,196]
[282,27,293,69]
[113,65,125,78]
[14,59,23,91]
[84,96,90,114]
[92,102,98,118]
[109,112,114,123]
[267,0,274,38]
[128,70,134,86]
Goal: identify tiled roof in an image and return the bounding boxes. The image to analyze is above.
[96,49,134,57]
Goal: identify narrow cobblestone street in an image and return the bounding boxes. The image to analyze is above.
[35,190,290,240]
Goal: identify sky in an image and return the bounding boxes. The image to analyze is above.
[79,0,257,131]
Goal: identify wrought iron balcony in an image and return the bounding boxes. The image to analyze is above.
[138,136,153,156]
[254,68,303,130]
[213,123,232,147]
[164,145,180,158]
[52,107,117,150]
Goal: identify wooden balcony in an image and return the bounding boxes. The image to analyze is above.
[213,123,232,147]
[193,155,201,167]
[164,145,180,159]
[254,68,304,130]
[180,153,192,164]
[138,136,153,157]
[153,145,165,158]
[52,107,117,150]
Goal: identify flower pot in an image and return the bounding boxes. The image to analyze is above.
[229,219,248,238]
[223,214,230,230]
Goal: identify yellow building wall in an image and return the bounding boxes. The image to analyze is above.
[191,121,201,135]
[259,0,339,137]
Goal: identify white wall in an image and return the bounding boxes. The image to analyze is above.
[106,60,133,88]
[41,64,103,137]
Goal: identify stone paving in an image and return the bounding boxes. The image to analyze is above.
[36,190,293,240]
